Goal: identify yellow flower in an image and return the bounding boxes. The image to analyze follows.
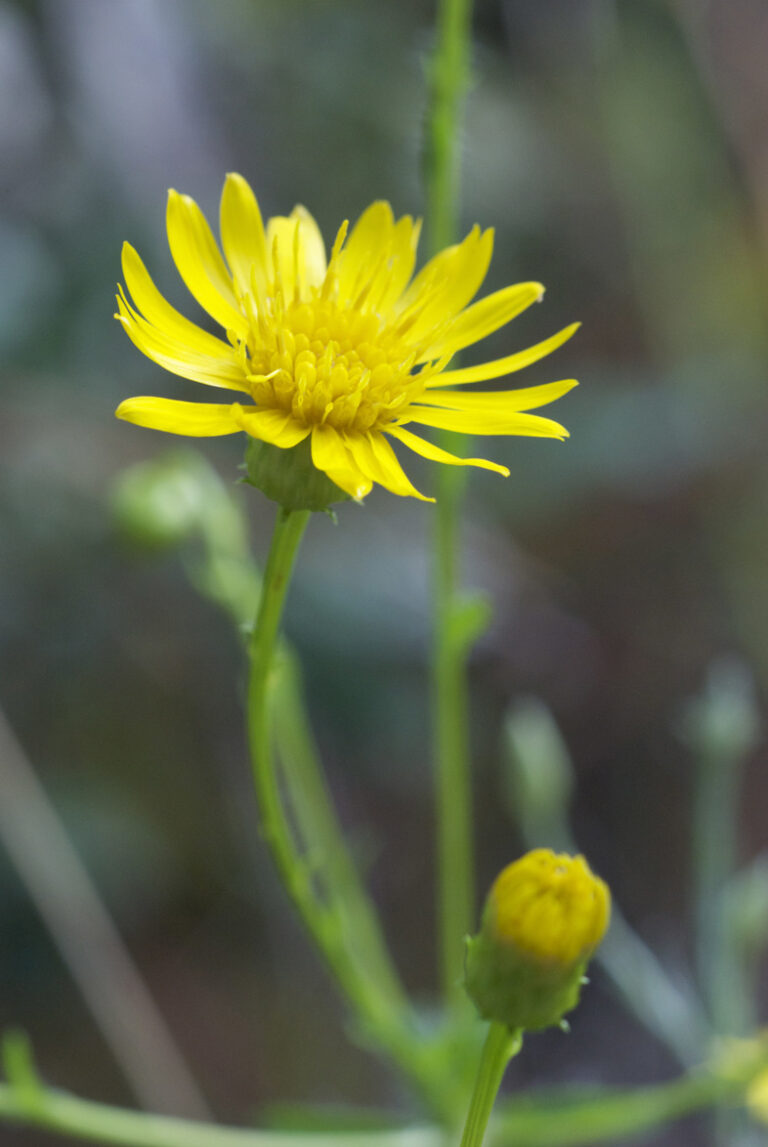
[465,849,610,1031]
[116,174,578,502]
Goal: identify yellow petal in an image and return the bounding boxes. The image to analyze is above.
[116,293,249,392]
[415,379,578,414]
[116,397,242,436]
[121,243,238,360]
[397,227,494,344]
[385,425,509,476]
[265,208,327,303]
[335,201,394,305]
[237,408,311,448]
[291,206,327,290]
[432,324,581,387]
[219,173,269,302]
[265,215,298,298]
[395,236,464,314]
[376,216,422,311]
[419,281,544,361]
[166,189,248,336]
[345,432,434,501]
[401,406,570,439]
[310,424,372,500]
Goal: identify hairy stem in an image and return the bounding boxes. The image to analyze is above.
[424,0,477,1010]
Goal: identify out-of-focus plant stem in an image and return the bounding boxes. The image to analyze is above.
[0,710,209,1120]
[245,508,455,1122]
[693,742,745,1034]
[503,701,709,1064]
[424,0,476,1011]
[185,470,414,1021]
[680,662,761,1041]
[4,1029,767,1147]
[0,1039,441,1147]
[270,646,411,1013]
[124,455,459,1115]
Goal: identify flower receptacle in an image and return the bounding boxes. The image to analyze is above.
[244,436,352,512]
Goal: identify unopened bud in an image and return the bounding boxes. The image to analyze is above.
[111,451,208,550]
[464,849,610,1032]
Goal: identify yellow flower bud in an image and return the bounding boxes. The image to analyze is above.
[464,849,610,1032]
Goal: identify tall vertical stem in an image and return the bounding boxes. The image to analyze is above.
[424,0,476,1005]
[425,0,472,253]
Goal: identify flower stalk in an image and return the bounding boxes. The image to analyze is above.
[245,507,455,1122]
[458,1023,522,1147]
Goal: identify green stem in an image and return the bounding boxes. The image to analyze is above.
[246,508,454,1123]
[425,0,477,1009]
[270,646,410,1011]
[459,1023,521,1147]
[3,1036,767,1147]
[247,507,313,897]
[0,1083,441,1147]
[425,0,473,253]
[492,1070,758,1147]
[187,475,411,1016]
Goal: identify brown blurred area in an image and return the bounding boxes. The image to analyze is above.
[2,2,768,1145]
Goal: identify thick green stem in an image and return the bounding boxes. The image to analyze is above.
[425,0,476,1008]
[459,1023,521,1147]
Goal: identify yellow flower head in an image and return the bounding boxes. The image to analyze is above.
[465,849,610,1032]
[116,174,578,502]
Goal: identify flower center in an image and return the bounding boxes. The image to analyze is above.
[239,294,430,434]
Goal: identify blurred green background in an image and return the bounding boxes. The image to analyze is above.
[2,1,768,1144]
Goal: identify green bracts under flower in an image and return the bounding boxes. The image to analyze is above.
[464,850,610,1032]
[244,437,351,512]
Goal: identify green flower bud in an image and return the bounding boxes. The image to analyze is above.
[243,437,354,512]
[465,849,610,1032]
[111,450,208,550]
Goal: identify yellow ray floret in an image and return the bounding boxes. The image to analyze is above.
[116,173,579,501]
